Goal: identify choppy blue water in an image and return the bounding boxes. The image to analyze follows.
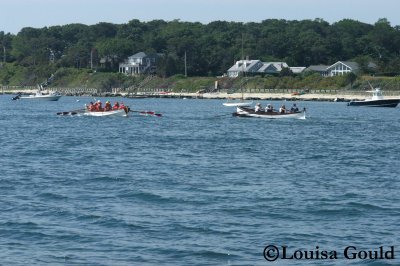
[0,95,399,265]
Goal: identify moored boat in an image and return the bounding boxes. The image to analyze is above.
[19,90,62,101]
[347,85,400,108]
[233,106,306,119]
[223,101,253,107]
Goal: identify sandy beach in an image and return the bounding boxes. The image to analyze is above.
[168,91,400,101]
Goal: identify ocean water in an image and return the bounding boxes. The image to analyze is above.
[0,95,399,265]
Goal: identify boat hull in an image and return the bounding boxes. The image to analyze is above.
[82,109,128,117]
[347,99,400,107]
[234,107,306,119]
[19,95,62,101]
[223,101,253,107]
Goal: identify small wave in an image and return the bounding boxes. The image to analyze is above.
[347,202,393,211]
[0,221,38,227]
[38,192,69,200]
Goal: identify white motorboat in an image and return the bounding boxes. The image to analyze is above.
[19,90,62,101]
[347,87,400,107]
[233,106,306,119]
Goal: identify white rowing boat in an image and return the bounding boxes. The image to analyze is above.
[57,107,129,117]
[233,106,306,119]
[82,108,128,117]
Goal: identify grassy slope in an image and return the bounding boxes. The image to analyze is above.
[1,64,400,92]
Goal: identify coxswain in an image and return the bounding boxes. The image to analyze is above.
[119,102,125,109]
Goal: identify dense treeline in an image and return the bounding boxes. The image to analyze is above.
[1,18,400,84]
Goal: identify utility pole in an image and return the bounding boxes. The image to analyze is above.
[3,45,6,63]
[90,49,93,70]
[184,51,187,77]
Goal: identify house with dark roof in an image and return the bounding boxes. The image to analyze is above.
[227,60,302,77]
[119,52,160,75]
[305,65,330,76]
[227,60,264,77]
[327,61,359,76]
[257,62,289,75]
[306,61,362,76]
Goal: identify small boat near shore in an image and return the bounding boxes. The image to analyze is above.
[347,85,400,108]
[233,106,306,119]
[17,90,62,101]
[223,101,253,107]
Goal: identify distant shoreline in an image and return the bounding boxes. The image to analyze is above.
[128,92,400,102]
[2,88,400,102]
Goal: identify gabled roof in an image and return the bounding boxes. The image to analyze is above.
[227,60,262,72]
[327,61,359,71]
[227,60,304,75]
[129,52,147,59]
[258,62,289,73]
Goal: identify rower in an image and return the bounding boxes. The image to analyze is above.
[255,103,262,112]
[104,101,112,111]
[290,103,299,112]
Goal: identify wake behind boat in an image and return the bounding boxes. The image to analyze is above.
[347,83,400,107]
[233,105,306,119]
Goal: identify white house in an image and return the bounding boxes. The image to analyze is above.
[119,52,159,75]
[326,61,359,76]
[306,61,360,76]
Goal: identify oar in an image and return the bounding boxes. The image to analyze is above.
[130,110,162,117]
[212,113,233,118]
[56,108,86,116]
